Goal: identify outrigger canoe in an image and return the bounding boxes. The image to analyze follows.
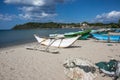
[49,30,91,40]
[34,34,80,48]
[64,30,91,40]
[64,30,91,37]
[92,33,120,42]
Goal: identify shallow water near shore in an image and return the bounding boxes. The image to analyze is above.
[0,28,81,48]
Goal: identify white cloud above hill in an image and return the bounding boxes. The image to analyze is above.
[95,11,120,23]
[3,0,71,20]
[0,14,15,21]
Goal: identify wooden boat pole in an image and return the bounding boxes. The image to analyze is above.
[58,38,64,48]
[45,39,57,51]
[118,36,120,42]
[108,32,110,43]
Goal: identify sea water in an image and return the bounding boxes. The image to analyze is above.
[0,28,81,48]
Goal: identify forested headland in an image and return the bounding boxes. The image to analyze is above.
[12,20,120,30]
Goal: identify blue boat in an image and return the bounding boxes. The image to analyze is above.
[92,34,120,42]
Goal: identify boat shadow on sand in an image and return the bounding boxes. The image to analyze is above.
[65,45,82,48]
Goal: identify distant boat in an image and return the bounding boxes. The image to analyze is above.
[91,29,108,34]
[92,33,120,42]
[115,29,120,33]
[34,34,80,48]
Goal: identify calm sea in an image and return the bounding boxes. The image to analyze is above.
[0,28,81,48]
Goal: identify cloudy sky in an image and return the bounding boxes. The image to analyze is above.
[0,0,120,29]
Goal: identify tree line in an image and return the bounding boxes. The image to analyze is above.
[12,19,120,30]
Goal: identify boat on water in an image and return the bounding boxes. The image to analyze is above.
[34,34,80,48]
[92,33,120,42]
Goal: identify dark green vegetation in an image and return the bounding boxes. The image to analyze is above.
[12,22,62,30]
[88,22,120,28]
[12,19,120,30]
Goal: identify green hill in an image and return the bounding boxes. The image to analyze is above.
[12,22,63,30]
[12,20,120,30]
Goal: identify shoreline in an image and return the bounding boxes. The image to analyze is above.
[0,39,120,80]
[0,40,36,49]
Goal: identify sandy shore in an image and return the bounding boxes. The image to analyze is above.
[0,39,120,80]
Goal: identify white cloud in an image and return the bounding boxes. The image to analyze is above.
[4,0,71,20]
[95,11,120,23]
[107,11,120,18]
[18,6,57,20]
[4,0,45,6]
[19,12,57,20]
[0,14,15,21]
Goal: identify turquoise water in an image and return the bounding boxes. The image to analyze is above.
[0,28,81,48]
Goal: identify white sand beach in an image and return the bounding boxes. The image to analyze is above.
[0,39,120,80]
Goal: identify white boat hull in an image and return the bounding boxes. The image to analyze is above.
[34,34,80,48]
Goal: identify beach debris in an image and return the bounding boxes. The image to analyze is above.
[115,55,120,57]
[107,44,113,46]
[96,59,120,80]
[63,57,97,80]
